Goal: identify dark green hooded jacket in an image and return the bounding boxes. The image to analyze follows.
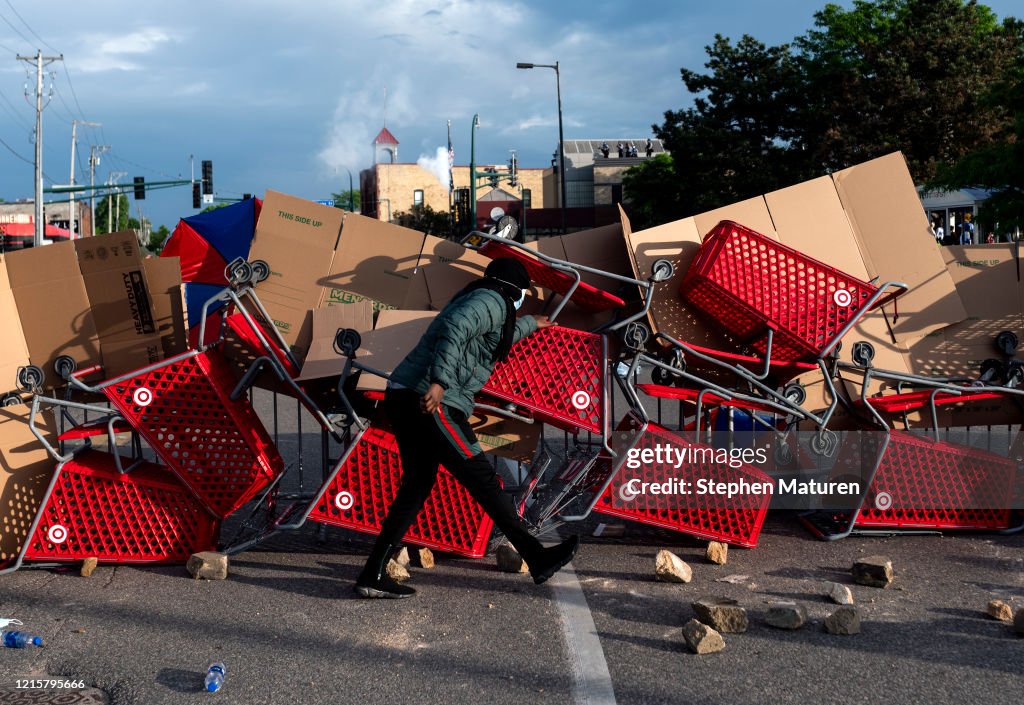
[389,288,538,417]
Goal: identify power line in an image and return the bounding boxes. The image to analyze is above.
[0,9,31,45]
[3,0,59,54]
[60,63,87,120]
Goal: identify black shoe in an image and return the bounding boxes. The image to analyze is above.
[354,570,416,599]
[527,535,580,585]
[354,543,416,599]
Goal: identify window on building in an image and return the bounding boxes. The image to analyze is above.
[522,189,532,208]
[413,189,424,206]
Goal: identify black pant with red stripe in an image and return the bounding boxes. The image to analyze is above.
[372,388,544,557]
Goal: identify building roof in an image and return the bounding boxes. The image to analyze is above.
[563,139,665,155]
[373,127,399,145]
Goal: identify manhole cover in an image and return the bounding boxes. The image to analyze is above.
[0,689,108,704]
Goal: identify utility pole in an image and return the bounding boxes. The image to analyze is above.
[108,171,127,234]
[89,145,110,237]
[69,120,100,239]
[17,50,63,247]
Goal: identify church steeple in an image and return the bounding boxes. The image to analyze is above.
[373,127,399,164]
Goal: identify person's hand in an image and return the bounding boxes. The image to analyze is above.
[421,383,445,414]
[533,315,553,329]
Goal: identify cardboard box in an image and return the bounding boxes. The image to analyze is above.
[354,310,438,391]
[468,412,542,462]
[75,231,163,376]
[0,403,56,563]
[0,259,31,394]
[6,240,100,381]
[623,152,967,369]
[321,212,426,310]
[143,256,188,358]
[418,235,491,310]
[249,190,345,358]
[296,300,376,382]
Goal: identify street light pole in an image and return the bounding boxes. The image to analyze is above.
[469,113,480,232]
[516,60,567,234]
[344,167,355,212]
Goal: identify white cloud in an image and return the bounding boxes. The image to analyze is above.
[417,146,452,191]
[77,26,176,72]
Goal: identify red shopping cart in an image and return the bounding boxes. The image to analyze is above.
[681,220,905,362]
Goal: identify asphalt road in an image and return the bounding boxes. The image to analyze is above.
[0,515,1021,705]
[1,391,1022,704]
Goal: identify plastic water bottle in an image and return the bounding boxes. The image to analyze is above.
[204,662,226,693]
[2,630,43,648]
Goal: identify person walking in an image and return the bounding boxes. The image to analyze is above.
[354,258,580,599]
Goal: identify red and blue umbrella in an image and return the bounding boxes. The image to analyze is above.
[161,198,262,329]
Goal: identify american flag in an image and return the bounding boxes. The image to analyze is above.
[447,120,454,192]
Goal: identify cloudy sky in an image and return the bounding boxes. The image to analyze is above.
[0,0,1019,229]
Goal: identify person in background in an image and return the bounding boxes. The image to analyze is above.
[987,232,996,244]
[645,138,654,157]
[959,214,975,245]
[629,144,638,157]
[935,222,945,244]
[354,258,580,599]
[617,142,625,158]
[600,142,610,158]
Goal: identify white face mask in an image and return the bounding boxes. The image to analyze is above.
[513,289,527,310]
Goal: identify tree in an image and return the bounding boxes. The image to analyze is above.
[95,194,130,234]
[148,224,171,253]
[332,189,361,212]
[931,17,1024,231]
[629,0,1022,228]
[653,34,811,220]
[621,154,686,231]
[796,0,1020,180]
[392,204,451,237]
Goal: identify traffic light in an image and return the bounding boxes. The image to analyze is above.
[133,176,145,200]
[487,168,498,188]
[242,193,252,200]
[192,182,201,209]
[508,153,518,187]
[201,160,213,195]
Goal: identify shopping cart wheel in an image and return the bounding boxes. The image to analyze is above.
[622,322,649,352]
[1,392,21,407]
[651,349,685,386]
[650,258,675,283]
[782,382,806,406]
[333,328,362,357]
[225,257,254,286]
[851,341,875,368]
[1006,361,1024,388]
[995,330,1019,357]
[53,355,77,381]
[16,365,44,392]
[980,358,1006,384]
[809,430,838,458]
[773,442,794,467]
[251,259,271,283]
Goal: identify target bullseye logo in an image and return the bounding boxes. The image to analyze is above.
[571,390,592,411]
[334,491,355,511]
[47,524,68,544]
[132,386,154,407]
[618,482,639,503]
[874,491,893,511]
[833,289,853,307]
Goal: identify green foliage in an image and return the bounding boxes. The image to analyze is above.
[392,204,451,237]
[201,203,229,213]
[147,224,171,253]
[622,154,685,231]
[631,0,1022,227]
[332,189,361,212]
[931,18,1024,231]
[95,194,130,234]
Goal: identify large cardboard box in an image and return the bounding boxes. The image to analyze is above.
[468,412,542,462]
[418,235,491,310]
[354,310,438,392]
[624,152,967,372]
[296,300,376,382]
[143,256,188,359]
[0,259,31,395]
[0,403,56,564]
[249,190,345,359]
[321,212,426,311]
[75,231,163,376]
[6,240,100,381]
